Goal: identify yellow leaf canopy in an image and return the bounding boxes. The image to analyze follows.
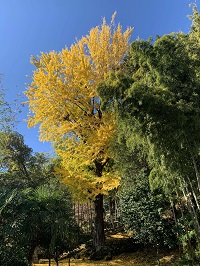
[25,15,132,200]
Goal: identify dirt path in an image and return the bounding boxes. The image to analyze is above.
[33,251,175,266]
[33,234,176,265]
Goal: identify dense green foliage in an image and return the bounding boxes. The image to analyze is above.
[98,7,200,262]
[120,170,176,248]
[0,132,78,266]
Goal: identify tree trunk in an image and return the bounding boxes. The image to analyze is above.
[93,193,105,253]
[191,152,200,193]
[173,178,194,258]
[181,177,200,246]
[186,175,200,211]
[28,241,37,265]
[109,196,115,227]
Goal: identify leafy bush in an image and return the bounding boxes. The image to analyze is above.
[0,237,29,266]
[120,170,176,248]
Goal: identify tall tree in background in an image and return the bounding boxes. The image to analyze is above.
[0,75,14,131]
[0,131,54,189]
[25,14,132,253]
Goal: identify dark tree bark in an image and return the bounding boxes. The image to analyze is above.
[93,193,105,253]
[92,159,106,254]
[28,241,38,265]
[93,158,109,255]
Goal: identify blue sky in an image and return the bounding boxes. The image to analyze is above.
[0,0,197,153]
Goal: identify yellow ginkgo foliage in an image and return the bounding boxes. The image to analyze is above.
[25,14,132,202]
[25,14,132,252]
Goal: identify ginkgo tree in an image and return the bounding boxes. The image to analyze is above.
[25,14,132,253]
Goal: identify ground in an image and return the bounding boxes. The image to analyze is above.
[33,232,178,265]
[33,250,177,266]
